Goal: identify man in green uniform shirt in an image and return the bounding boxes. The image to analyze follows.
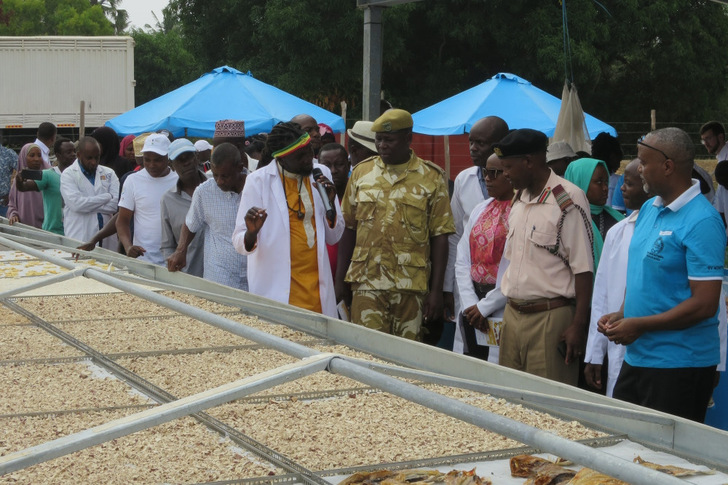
[336,109,455,342]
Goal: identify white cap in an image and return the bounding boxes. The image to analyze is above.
[141,133,170,156]
[546,140,576,162]
[194,140,213,151]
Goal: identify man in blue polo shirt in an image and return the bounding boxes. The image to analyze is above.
[599,127,726,422]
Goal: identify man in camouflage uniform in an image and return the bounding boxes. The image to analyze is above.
[336,109,455,341]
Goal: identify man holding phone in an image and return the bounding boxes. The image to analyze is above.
[15,137,76,235]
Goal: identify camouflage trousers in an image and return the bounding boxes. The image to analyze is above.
[350,289,425,341]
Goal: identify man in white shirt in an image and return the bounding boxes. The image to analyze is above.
[445,116,509,353]
[117,133,178,265]
[60,137,119,248]
[34,122,56,165]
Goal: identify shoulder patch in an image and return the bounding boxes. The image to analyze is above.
[421,158,445,175]
[351,157,378,175]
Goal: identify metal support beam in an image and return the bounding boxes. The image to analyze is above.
[0,268,88,299]
[2,230,728,471]
[0,355,333,475]
[355,359,675,427]
[328,358,687,485]
[362,6,383,121]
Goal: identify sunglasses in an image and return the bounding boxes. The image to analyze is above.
[484,168,504,179]
[637,136,671,161]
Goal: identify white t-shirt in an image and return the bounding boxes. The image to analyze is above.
[118,168,179,265]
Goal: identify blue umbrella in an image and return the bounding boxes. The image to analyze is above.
[106,66,345,137]
[412,72,616,138]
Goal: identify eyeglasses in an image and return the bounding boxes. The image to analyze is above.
[637,136,671,161]
[484,168,504,179]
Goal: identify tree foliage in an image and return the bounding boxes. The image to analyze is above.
[89,0,129,34]
[2,0,727,126]
[170,0,728,125]
[0,0,114,35]
[130,26,202,106]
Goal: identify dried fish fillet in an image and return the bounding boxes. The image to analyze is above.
[339,468,490,485]
[565,468,627,484]
[634,456,714,477]
[510,455,575,485]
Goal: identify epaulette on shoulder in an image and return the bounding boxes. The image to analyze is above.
[421,158,445,175]
[351,156,377,175]
[551,184,575,212]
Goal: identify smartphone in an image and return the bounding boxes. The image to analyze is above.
[21,169,43,180]
[557,340,567,359]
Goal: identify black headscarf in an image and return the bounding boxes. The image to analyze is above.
[91,126,132,179]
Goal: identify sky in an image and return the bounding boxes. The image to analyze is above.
[123,0,170,30]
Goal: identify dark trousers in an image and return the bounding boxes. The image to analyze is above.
[613,362,716,422]
[460,282,493,361]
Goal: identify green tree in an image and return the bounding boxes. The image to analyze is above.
[89,0,129,34]
[170,0,728,126]
[172,0,366,117]
[0,0,114,35]
[131,26,202,105]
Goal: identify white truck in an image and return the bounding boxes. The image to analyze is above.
[0,36,134,133]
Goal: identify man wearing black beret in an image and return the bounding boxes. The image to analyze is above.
[494,128,594,386]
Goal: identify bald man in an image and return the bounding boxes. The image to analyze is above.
[599,127,726,422]
[291,114,322,156]
[445,116,509,354]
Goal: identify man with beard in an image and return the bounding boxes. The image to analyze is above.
[233,122,343,315]
[446,116,509,353]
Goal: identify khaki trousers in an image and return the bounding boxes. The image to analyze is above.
[499,304,579,386]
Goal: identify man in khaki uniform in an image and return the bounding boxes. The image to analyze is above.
[336,109,454,341]
[494,129,594,385]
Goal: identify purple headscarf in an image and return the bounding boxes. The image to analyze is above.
[7,143,51,228]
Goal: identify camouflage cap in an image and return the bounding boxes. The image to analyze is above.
[371,109,413,133]
[492,128,548,158]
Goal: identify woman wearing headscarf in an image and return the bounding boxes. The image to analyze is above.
[454,153,514,363]
[7,143,50,228]
[91,126,132,179]
[564,158,624,271]
[119,134,136,166]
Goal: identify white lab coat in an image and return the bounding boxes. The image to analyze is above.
[60,160,119,249]
[454,198,509,363]
[232,162,344,317]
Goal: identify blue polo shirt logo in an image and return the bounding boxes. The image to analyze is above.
[647,236,664,261]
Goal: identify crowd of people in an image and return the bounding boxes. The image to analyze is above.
[1,113,726,424]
